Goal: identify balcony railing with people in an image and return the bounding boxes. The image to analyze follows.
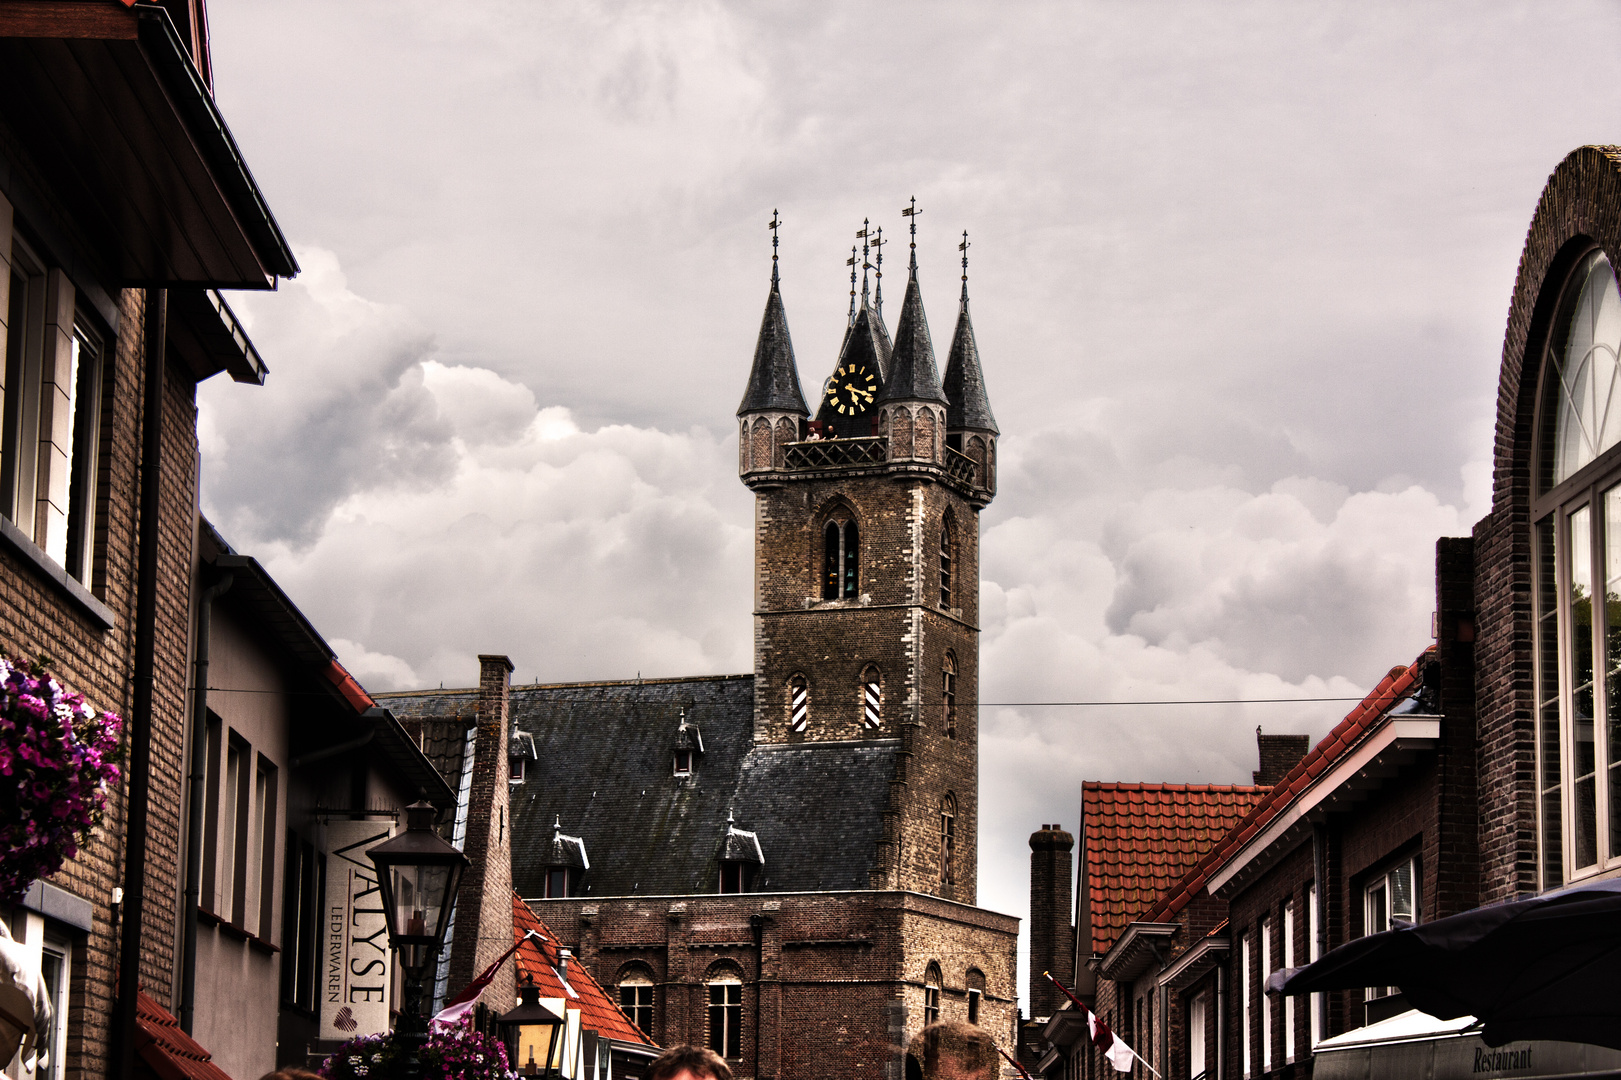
[784,437,890,469]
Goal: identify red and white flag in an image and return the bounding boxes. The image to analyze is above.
[1044,971,1155,1077]
[432,930,543,1027]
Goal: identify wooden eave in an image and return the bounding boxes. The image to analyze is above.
[0,2,297,289]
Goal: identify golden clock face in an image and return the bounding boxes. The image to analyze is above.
[825,363,878,415]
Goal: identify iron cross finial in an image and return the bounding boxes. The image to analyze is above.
[769,209,781,285]
[902,197,921,272]
[960,230,970,302]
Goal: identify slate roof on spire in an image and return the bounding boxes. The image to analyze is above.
[815,298,892,437]
[943,299,998,434]
[737,282,808,416]
[876,272,948,406]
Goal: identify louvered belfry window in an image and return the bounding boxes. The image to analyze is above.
[823,517,859,599]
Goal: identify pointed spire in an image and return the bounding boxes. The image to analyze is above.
[737,228,808,417]
[873,226,886,317]
[877,261,947,407]
[944,232,997,434]
[859,218,872,309]
[847,245,858,325]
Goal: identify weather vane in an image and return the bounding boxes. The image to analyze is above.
[872,226,886,314]
[903,196,921,270]
[769,209,781,284]
[847,244,858,322]
[960,230,970,302]
[858,218,873,305]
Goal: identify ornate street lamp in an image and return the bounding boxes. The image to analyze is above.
[367,800,467,1080]
[498,976,567,1077]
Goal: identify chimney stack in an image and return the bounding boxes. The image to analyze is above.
[1028,824,1076,1019]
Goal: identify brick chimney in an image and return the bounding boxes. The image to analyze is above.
[445,654,516,1011]
[1253,728,1310,786]
[1028,824,1075,1019]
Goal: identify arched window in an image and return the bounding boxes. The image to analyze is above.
[1535,247,1621,885]
[939,795,957,888]
[861,665,882,730]
[942,652,958,740]
[823,516,859,599]
[706,970,743,1060]
[617,968,655,1038]
[788,674,809,732]
[924,963,942,1025]
[939,516,954,608]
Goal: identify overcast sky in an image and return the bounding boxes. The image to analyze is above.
[199,1,1621,999]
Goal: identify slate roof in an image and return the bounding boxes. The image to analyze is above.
[378,675,898,898]
[134,989,234,1080]
[816,300,891,438]
[737,281,808,416]
[876,271,948,406]
[512,893,655,1047]
[1140,654,1427,924]
[1083,783,1269,956]
[942,298,998,434]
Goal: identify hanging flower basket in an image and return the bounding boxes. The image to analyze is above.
[320,1018,514,1080]
[0,656,124,904]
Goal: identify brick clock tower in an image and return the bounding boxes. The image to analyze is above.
[736,219,998,904]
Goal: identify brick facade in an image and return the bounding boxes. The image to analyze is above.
[1027,826,1074,1020]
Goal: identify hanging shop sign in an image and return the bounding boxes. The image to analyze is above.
[320,818,396,1040]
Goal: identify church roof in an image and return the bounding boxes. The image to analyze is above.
[380,674,898,898]
[876,272,948,406]
[737,282,808,416]
[943,299,998,434]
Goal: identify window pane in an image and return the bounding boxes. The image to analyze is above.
[1550,252,1621,486]
[843,521,859,597]
[1572,506,1600,869]
[1538,516,1566,887]
[1607,487,1621,860]
[823,522,840,599]
[1389,861,1415,923]
[1366,884,1387,936]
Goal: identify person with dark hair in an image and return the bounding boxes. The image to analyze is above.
[258,1070,326,1080]
[906,1020,998,1080]
[645,1044,734,1080]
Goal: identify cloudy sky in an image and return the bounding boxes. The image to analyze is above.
[199,1,1621,993]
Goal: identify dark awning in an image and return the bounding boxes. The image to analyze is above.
[0,2,297,288]
[1311,1009,1621,1080]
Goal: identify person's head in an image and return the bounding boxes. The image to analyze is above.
[259,1070,325,1080]
[906,1021,998,1080]
[645,1044,733,1080]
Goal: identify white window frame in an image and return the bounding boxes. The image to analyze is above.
[706,977,742,1060]
[1363,855,1420,1001]
[1283,901,1295,1062]
[1241,932,1251,1079]
[1188,989,1207,1080]
[1308,882,1321,1047]
[1259,916,1272,1072]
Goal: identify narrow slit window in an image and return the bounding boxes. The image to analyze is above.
[789,675,809,732]
[939,795,956,888]
[939,523,952,607]
[862,666,881,729]
[943,653,957,739]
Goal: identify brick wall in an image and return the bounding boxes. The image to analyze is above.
[1027,825,1074,1019]
[1253,735,1309,786]
[541,889,1017,1080]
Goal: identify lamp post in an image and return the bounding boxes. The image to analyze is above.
[367,800,468,1080]
[497,976,567,1078]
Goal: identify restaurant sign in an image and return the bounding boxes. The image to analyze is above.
[319,819,396,1040]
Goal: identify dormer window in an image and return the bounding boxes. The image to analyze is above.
[509,729,538,786]
[543,818,589,898]
[674,713,703,776]
[718,812,765,894]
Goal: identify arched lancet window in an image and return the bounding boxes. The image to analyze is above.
[942,652,958,740]
[788,674,809,732]
[938,795,957,888]
[1535,247,1621,887]
[939,514,955,608]
[822,515,859,599]
[861,665,882,729]
[924,962,942,1025]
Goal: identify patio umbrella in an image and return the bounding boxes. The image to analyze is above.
[1267,876,1621,1050]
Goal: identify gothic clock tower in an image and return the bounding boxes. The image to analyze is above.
[735,214,998,901]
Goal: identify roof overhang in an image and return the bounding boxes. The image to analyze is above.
[1099,921,1178,982]
[1158,933,1229,990]
[168,287,266,384]
[1209,715,1441,899]
[1040,1006,1090,1052]
[0,2,297,288]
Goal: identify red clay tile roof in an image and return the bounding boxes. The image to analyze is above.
[1084,783,1269,955]
[511,893,655,1047]
[1140,653,1428,925]
[134,989,235,1080]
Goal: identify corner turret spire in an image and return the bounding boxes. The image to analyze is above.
[943,231,997,434]
[876,241,947,406]
[737,219,808,417]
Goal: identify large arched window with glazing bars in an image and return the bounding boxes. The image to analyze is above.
[823,513,859,600]
[1534,245,1621,888]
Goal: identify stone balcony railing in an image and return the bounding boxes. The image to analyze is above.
[784,437,889,469]
[944,446,977,485]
